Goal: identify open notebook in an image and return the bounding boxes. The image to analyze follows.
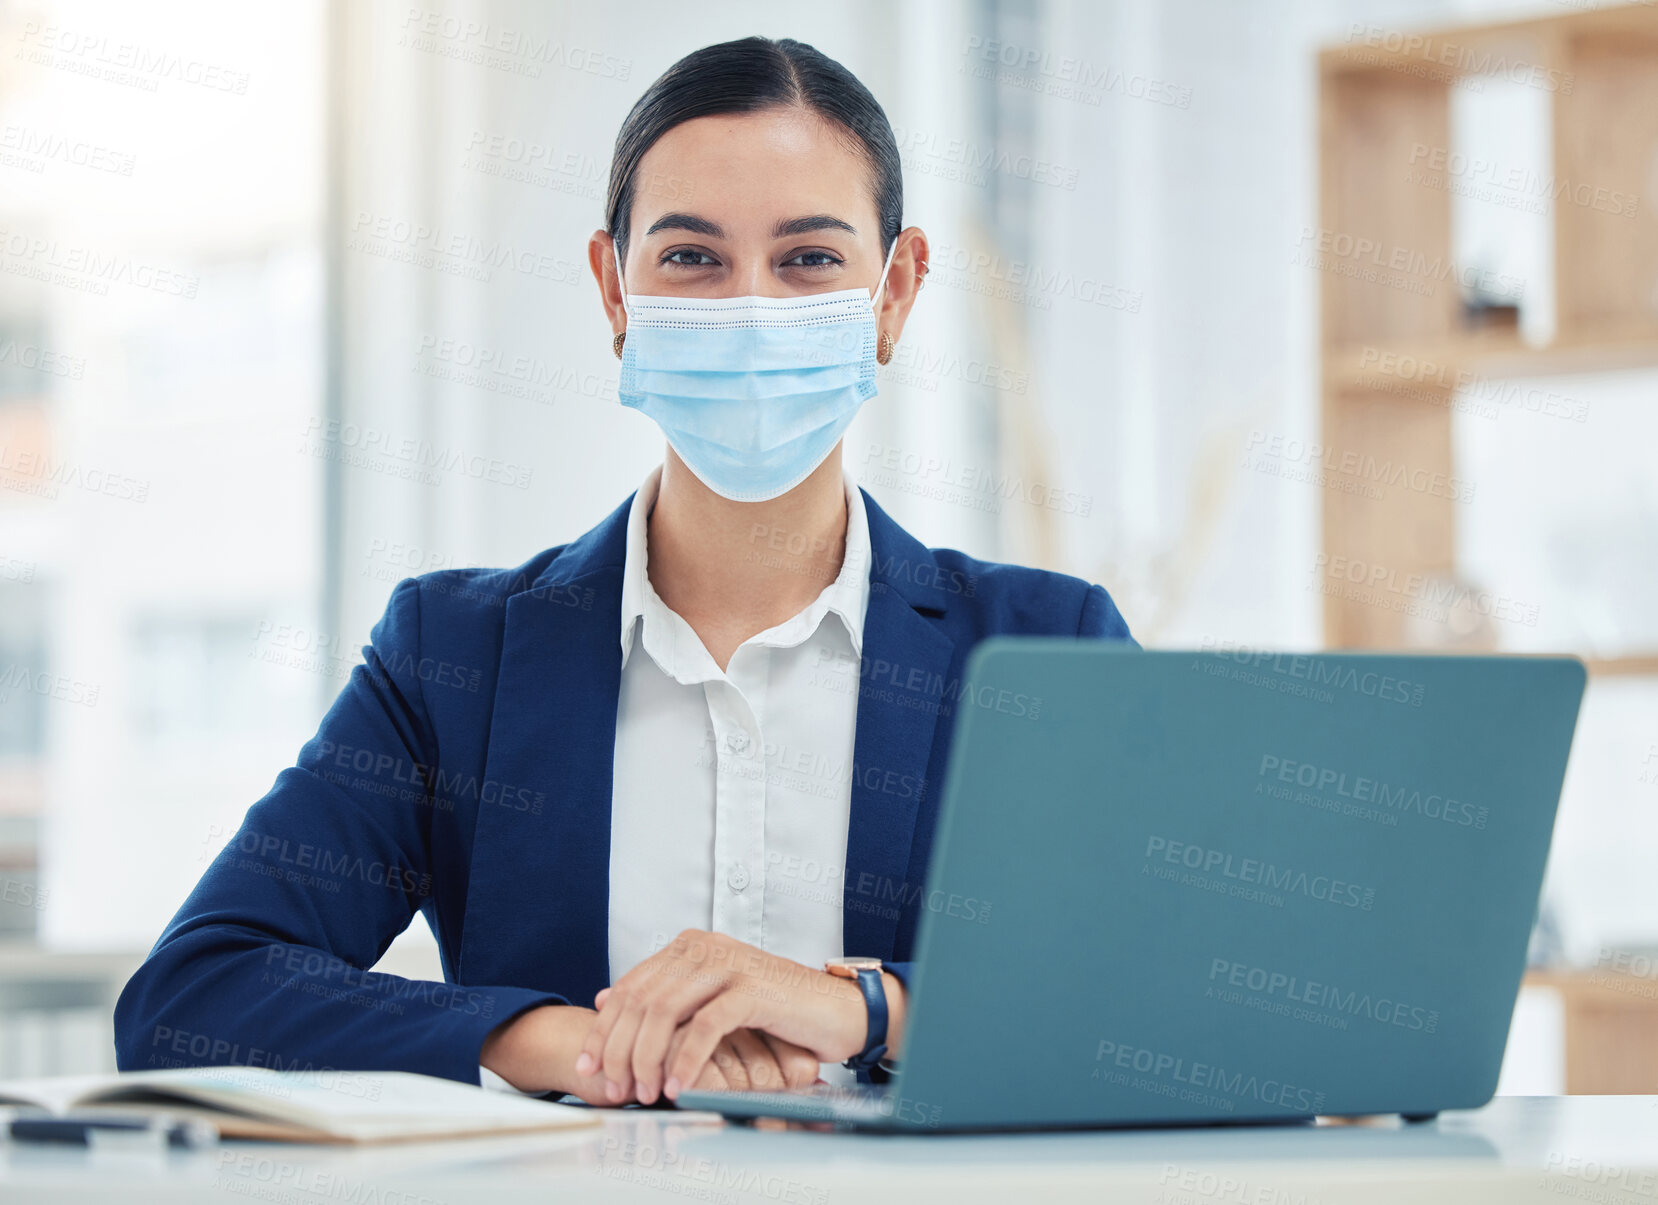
[0,1066,602,1143]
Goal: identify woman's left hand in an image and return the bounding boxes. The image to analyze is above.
[575,928,904,1104]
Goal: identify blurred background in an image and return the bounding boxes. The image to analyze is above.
[0,0,1654,1092]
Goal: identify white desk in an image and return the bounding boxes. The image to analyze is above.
[2,1095,1654,1204]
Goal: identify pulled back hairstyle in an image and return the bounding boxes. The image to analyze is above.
[605,36,903,268]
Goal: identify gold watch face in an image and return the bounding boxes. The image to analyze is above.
[826,957,883,977]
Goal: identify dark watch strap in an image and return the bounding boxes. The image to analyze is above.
[843,967,889,1074]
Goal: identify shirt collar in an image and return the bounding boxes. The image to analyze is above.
[618,465,872,678]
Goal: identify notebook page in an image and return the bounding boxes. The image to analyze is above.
[83,1067,598,1135]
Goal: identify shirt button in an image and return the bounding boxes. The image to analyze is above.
[725,732,751,755]
[727,864,750,892]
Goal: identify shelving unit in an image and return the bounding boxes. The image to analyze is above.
[1525,969,1658,1095]
[1317,3,1658,654]
[1318,5,1658,1095]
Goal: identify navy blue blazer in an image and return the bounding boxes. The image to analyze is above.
[114,489,1135,1084]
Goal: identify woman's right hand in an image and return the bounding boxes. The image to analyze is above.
[480,1005,821,1104]
[481,1004,622,1102]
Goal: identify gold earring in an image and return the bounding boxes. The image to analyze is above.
[877,330,895,365]
[613,330,626,359]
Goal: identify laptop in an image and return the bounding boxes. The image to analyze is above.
[678,641,1587,1130]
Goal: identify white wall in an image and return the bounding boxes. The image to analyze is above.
[22,0,1651,969]
[330,0,966,647]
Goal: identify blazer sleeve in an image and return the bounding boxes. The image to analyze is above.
[1079,582,1139,647]
[113,578,565,1085]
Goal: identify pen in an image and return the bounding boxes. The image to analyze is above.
[9,1115,218,1149]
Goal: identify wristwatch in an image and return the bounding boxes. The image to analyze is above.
[825,957,889,1074]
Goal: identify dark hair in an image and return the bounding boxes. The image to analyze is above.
[605,36,902,267]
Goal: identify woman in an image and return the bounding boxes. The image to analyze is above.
[115,35,1135,1108]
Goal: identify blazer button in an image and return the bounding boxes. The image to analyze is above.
[726,864,750,892]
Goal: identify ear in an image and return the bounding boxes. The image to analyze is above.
[588,230,626,336]
[876,226,930,345]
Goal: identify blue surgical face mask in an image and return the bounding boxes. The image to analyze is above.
[616,238,899,503]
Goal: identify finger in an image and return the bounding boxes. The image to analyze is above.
[628,938,753,1103]
[662,1025,686,1087]
[598,991,649,1103]
[660,1018,698,1102]
[586,954,710,1096]
[760,1030,824,1089]
[659,999,748,1097]
[564,1026,637,1107]
[630,977,712,1104]
[665,994,749,1100]
[691,1060,729,1092]
[575,988,614,1076]
[580,938,704,1078]
[711,1036,750,1093]
[726,1028,780,1091]
[577,983,626,1078]
[567,1064,634,1107]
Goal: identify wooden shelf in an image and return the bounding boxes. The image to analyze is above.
[1325,326,1658,389]
[1584,656,1658,678]
[1317,4,1658,650]
[1320,5,1658,80]
[1524,968,1658,1094]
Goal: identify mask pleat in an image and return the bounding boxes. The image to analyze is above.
[662,414,860,504]
[616,292,883,502]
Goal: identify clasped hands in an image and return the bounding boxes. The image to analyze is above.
[479,929,905,1105]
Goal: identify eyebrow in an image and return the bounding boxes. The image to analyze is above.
[642,212,858,240]
[644,212,726,239]
[771,214,858,238]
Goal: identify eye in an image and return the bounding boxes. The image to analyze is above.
[783,250,844,270]
[660,247,717,268]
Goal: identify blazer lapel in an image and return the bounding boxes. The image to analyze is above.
[457,497,631,1006]
[457,487,956,992]
[842,490,955,960]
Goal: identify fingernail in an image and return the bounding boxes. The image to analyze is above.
[605,1080,623,1102]
[575,1053,593,1075]
[664,1077,681,1100]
